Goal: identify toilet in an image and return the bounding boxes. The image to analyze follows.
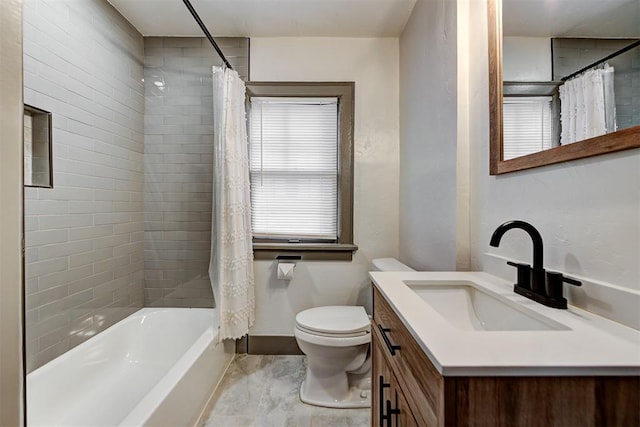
[294,258,414,408]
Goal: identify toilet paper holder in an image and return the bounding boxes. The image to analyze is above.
[276,256,300,280]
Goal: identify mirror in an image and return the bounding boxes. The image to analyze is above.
[488,0,640,175]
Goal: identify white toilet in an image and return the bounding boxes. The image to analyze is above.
[294,258,414,408]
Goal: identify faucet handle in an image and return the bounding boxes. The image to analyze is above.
[546,271,582,301]
[507,261,532,290]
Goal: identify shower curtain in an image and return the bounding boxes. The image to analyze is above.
[559,65,616,145]
[209,66,255,341]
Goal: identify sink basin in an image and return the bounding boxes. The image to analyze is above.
[404,281,569,331]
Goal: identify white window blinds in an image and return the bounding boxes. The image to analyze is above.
[249,97,339,240]
[503,97,553,160]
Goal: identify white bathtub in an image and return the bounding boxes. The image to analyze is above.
[27,308,233,427]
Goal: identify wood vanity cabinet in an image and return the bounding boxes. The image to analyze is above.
[372,332,419,427]
[371,286,640,427]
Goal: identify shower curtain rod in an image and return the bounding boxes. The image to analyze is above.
[561,39,640,81]
[182,0,233,70]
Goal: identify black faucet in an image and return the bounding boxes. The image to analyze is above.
[490,220,581,309]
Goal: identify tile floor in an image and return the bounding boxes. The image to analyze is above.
[200,355,371,426]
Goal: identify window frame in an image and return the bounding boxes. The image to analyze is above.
[246,82,357,261]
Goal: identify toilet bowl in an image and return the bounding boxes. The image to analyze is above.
[294,258,414,408]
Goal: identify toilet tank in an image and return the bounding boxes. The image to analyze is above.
[371,258,414,272]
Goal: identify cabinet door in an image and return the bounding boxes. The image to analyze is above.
[372,331,419,427]
[373,286,443,426]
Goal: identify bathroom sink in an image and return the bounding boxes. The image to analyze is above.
[404,281,569,331]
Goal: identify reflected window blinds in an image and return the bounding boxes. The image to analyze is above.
[503,97,553,160]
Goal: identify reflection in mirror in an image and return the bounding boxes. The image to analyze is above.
[488,0,640,174]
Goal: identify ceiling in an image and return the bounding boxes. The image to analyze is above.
[503,0,640,38]
[106,0,417,37]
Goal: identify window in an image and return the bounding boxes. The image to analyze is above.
[502,82,561,161]
[503,97,554,160]
[246,82,356,260]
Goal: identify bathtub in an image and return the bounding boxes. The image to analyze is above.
[27,308,234,427]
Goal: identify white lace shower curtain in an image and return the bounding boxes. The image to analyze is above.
[559,64,616,145]
[209,66,255,341]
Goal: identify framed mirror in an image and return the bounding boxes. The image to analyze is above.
[488,0,640,175]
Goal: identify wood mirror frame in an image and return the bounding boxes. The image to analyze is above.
[488,0,640,175]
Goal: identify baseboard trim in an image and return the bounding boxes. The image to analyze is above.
[235,335,303,355]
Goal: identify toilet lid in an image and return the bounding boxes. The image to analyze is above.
[295,306,370,335]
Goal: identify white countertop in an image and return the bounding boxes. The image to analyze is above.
[370,271,640,376]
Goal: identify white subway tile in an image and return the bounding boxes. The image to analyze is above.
[113,221,143,234]
[24,200,69,215]
[93,190,129,202]
[38,289,94,323]
[69,201,114,214]
[69,248,114,269]
[26,284,69,310]
[39,214,94,230]
[114,261,144,279]
[94,234,130,249]
[38,240,93,261]
[25,248,39,263]
[26,312,69,341]
[113,241,144,257]
[68,271,114,295]
[67,146,116,167]
[55,173,114,190]
[38,265,94,291]
[25,216,40,232]
[37,187,94,201]
[93,212,131,225]
[94,255,131,274]
[25,229,68,247]
[68,225,114,241]
[93,277,129,299]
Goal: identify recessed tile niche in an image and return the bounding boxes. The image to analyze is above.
[24,105,52,188]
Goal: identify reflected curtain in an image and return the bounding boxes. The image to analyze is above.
[209,66,255,341]
[559,65,616,145]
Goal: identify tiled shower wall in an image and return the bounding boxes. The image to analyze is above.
[23,0,145,372]
[142,38,248,307]
[553,38,640,131]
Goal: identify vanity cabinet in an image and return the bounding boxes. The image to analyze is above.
[371,286,640,427]
[372,333,419,427]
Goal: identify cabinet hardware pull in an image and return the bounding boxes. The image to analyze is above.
[382,392,401,426]
[378,375,390,426]
[378,324,401,355]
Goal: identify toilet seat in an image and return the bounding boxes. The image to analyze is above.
[294,326,371,347]
[295,306,371,347]
[295,306,370,336]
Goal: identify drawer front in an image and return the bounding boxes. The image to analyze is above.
[373,286,444,426]
[373,330,420,427]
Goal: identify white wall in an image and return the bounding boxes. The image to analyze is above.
[503,37,551,81]
[399,0,459,270]
[250,38,400,335]
[398,0,639,328]
[464,0,640,328]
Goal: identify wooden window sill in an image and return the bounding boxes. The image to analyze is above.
[252,243,358,261]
